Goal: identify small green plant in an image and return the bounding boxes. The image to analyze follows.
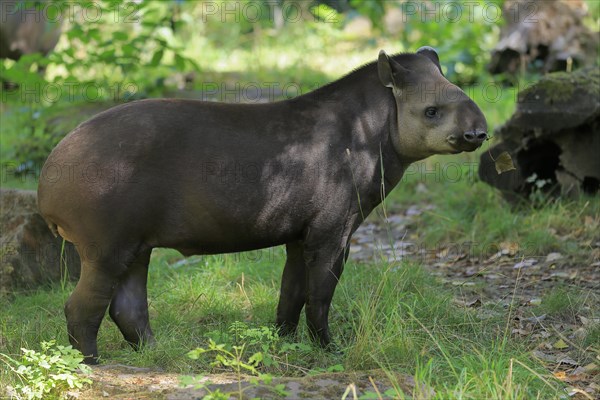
[181,323,309,399]
[182,339,287,399]
[1,340,92,400]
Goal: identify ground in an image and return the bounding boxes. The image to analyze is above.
[76,365,418,399]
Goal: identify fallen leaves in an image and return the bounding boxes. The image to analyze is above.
[494,151,517,174]
[553,339,569,350]
[452,298,482,308]
[513,258,538,269]
[546,252,563,263]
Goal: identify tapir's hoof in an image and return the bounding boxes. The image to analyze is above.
[82,355,99,365]
[276,324,298,339]
[128,334,157,351]
[323,341,344,356]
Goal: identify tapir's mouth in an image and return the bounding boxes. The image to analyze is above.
[447,135,483,153]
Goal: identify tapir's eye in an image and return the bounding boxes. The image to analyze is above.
[424,107,438,119]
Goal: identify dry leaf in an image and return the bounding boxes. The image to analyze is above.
[465,298,482,308]
[532,350,557,363]
[549,271,574,279]
[579,316,600,326]
[553,339,569,349]
[523,314,546,323]
[545,252,563,262]
[500,241,520,256]
[583,363,598,373]
[554,371,567,380]
[584,215,597,229]
[513,258,538,269]
[557,355,578,366]
[494,151,516,174]
[436,248,450,258]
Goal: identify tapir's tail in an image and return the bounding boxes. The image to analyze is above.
[37,184,59,238]
[42,216,59,238]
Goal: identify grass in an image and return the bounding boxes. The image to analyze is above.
[0,253,564,398]
[386,160,600,259]
[533,287,588,322]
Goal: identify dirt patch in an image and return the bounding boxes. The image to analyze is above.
[76,365,418,399]
[350,206,599,304]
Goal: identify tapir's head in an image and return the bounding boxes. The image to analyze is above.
[378,47,488,160]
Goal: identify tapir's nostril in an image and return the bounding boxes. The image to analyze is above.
[464,130,487,144]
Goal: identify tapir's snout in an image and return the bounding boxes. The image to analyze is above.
[463,129,488,145]
[447,127,488,153]
[455,99,488,151]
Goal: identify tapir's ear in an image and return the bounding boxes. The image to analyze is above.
[377,50,395,88]
[378,50,411,90]
[417,46,443,75]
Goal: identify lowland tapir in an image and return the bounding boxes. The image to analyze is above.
[37,47,488,364]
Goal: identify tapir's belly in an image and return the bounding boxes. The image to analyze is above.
[145,178,311,255]
[156,209,303,256]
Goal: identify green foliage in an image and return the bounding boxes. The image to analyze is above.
[1,0,198,98]
[182,323,293,399]
[56,0,197,93]
[0,253,579,398]
[583,323,600,349]
[348,0,503,67]
[338,262,562,398]
[0,54,48,87]
[394,0,501,85]
[204,322,283,369]
[1,340,91,400]
[349,0,386,28]
[188,321,314,373]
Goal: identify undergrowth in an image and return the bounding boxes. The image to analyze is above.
[1,253,567,398]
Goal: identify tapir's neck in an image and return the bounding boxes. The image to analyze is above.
[298,63,414,203]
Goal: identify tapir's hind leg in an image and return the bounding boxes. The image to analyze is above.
[109,248,154,349]
[276,242,307,337]
[65,256,124,364]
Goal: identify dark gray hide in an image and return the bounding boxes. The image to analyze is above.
[38,48,487,363]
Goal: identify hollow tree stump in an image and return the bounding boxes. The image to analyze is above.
[479,67,600,200]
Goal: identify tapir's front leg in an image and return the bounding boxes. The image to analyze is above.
[301,218,355,348]
[303,243,346,347]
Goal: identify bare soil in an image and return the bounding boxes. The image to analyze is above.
[76,365,417,399]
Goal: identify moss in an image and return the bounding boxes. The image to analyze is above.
[519,67,600,104]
